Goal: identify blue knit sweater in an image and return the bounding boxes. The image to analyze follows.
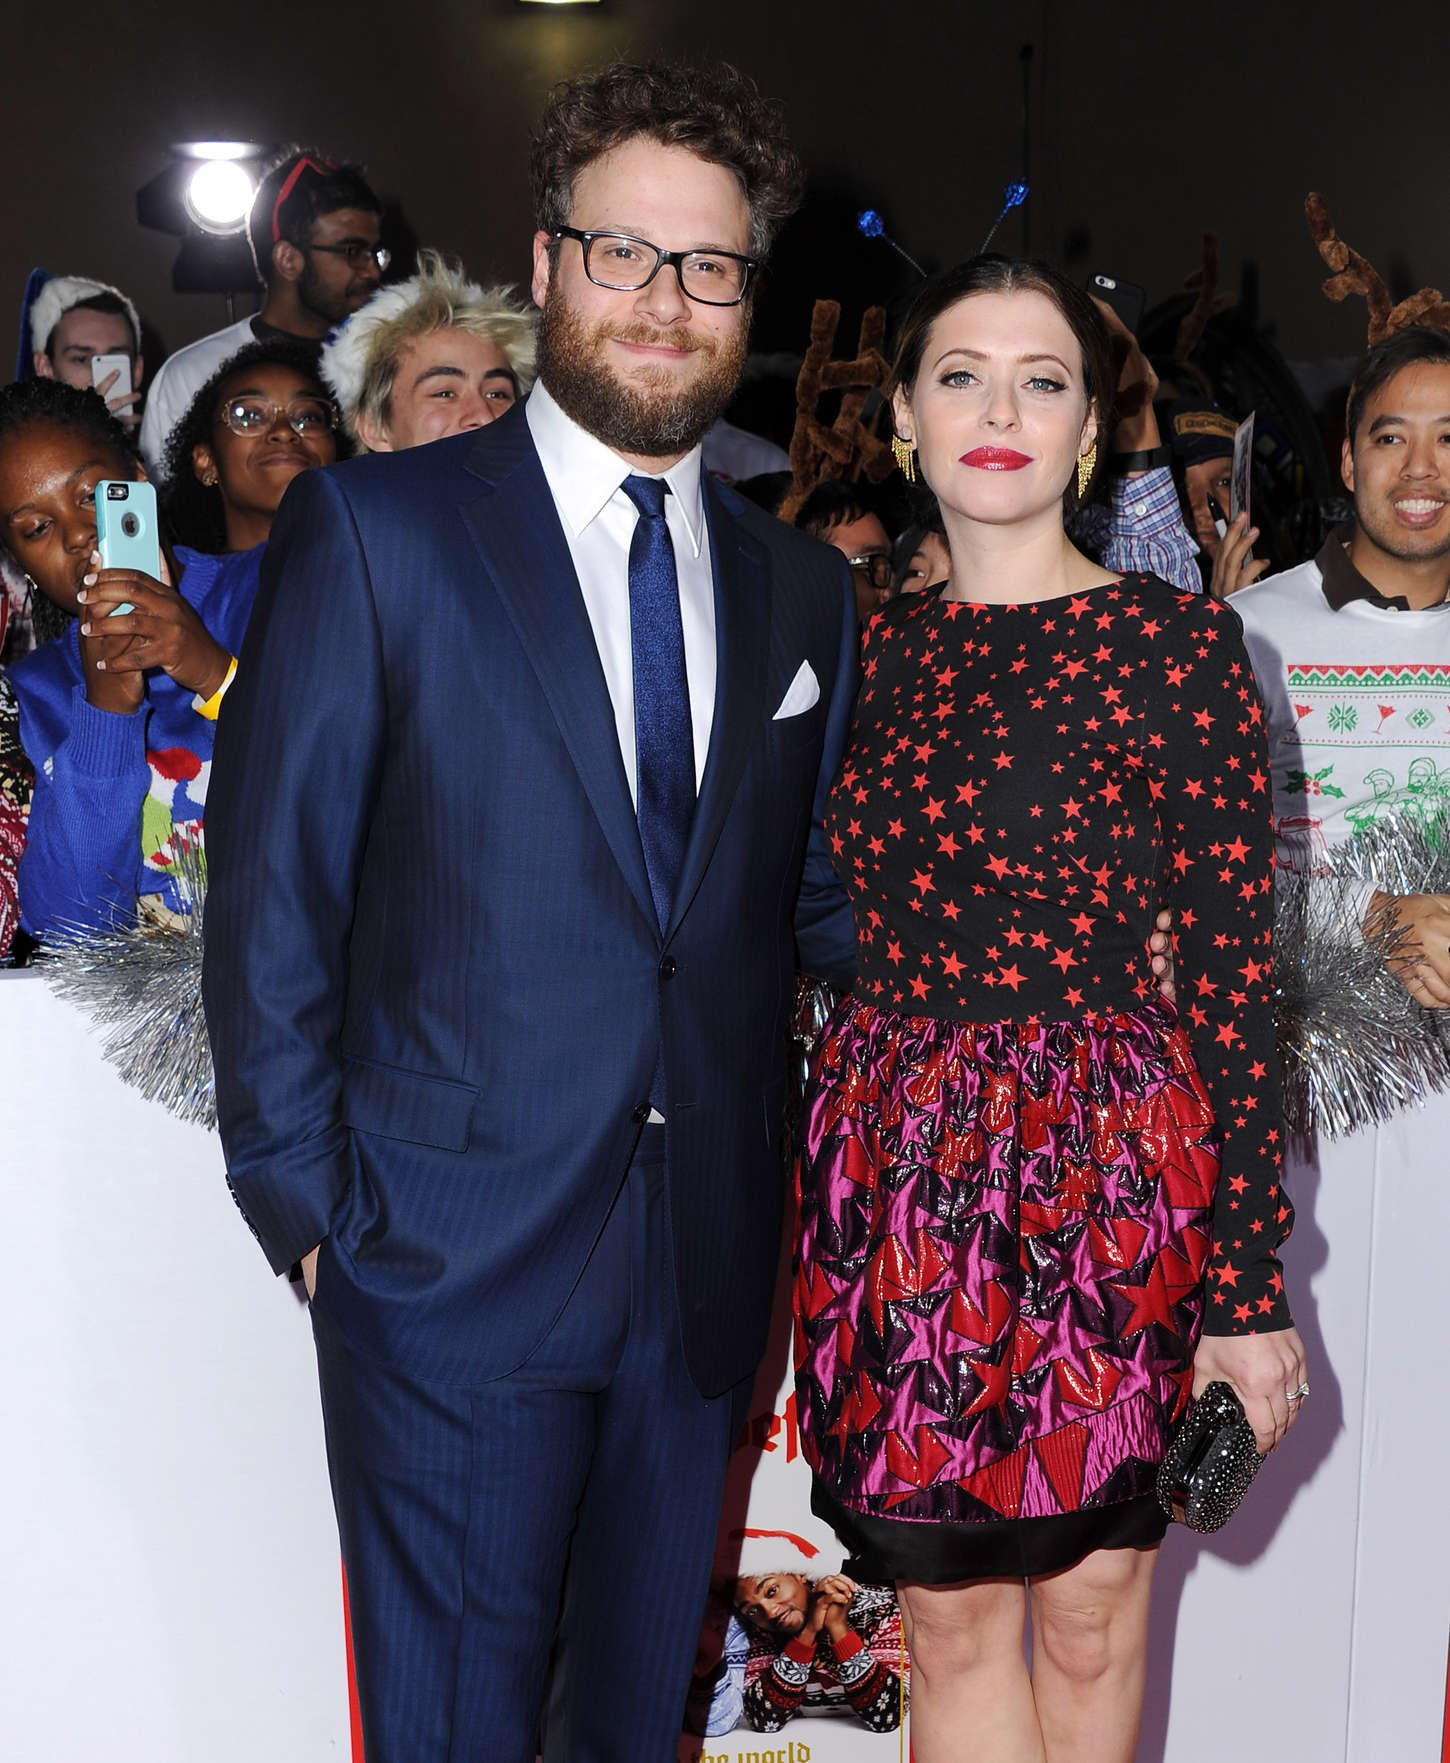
[11,544,262,937]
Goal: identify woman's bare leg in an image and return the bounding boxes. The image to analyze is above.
[1028,1543,1159,1763]
[897,1576,1044,1763]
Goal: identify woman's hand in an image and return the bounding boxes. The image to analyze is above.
[78,549,231,703]
[1150,906,1176,1002]
[1192,1326,1308,1454]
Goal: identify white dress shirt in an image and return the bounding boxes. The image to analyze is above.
[526,381,717,804]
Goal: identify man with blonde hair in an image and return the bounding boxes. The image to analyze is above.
[320,249,536,450]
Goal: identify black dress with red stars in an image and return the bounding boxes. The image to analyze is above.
[793,575,1294,1582]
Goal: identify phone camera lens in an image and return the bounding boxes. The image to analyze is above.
[106,483,127,500]
[121,513,140,538]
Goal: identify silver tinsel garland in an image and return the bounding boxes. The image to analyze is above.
[1275,807,1450,1141]
[30,803,1450,1144]
[41,843,215,1128]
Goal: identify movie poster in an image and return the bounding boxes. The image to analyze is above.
[678,1230,911,1763]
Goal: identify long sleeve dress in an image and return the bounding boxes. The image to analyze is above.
[794,574,1294,1582]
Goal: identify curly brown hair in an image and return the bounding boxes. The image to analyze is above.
[530,60,804,262]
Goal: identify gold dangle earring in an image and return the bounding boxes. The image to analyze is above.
[892,434,917,483]
[1076,440,1097,500]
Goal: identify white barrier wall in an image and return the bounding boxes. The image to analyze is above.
[4,967,1446,1762]
[0,971,352,1762]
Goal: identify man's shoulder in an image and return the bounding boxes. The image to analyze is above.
[713,481,844,578]
[150,317,257,389]
[1230,557,1324,630]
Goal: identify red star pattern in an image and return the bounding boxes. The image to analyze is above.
[830,578,1292,1331]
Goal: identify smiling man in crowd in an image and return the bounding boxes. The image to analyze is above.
[203,59,856,1763]
[1229,325,1450,995]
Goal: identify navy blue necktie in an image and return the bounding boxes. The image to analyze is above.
[621,474,695,930]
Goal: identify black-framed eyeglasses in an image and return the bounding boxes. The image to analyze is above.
[304,241,391,272]
[554,227,758,306]
[845,553,894,592]
[218,395,338,438]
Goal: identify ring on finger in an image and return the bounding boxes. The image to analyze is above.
[1286,1383,1310,1402]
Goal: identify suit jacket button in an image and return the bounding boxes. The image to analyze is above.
[631,1102,651,1125]
[659,955,678,980]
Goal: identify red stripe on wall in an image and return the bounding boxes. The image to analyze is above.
[343,1561,365,1763]
[1442,1620,1450,1763]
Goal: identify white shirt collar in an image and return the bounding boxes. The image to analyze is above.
[525,380,706,558]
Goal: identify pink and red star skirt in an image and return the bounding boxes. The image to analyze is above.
[794,996,1220,1581]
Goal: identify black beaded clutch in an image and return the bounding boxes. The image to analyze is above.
[1157,1381,1263,1532]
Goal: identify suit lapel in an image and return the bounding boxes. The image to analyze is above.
[457,419,656,932]
[669,478,770,937]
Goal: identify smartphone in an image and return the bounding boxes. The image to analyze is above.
[1087,272,1147,335]
[91,351,133,408]
[95,479,160,616]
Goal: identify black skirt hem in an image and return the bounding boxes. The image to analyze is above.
[813,1480,1168,1584]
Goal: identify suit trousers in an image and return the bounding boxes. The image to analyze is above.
[310,1127,743,1763]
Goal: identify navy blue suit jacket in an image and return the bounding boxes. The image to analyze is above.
[202,406,857,1396]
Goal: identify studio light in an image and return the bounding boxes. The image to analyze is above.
[137,140,268,301]
[183,159,256,234]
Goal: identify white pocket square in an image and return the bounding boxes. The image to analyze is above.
[773,659,820,720]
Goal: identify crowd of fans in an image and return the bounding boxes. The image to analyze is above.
[0,140,1361,961]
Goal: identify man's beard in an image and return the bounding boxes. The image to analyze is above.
[537,288,747,459]
[298,259,370,329]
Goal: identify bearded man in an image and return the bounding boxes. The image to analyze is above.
[201,59,857,1763]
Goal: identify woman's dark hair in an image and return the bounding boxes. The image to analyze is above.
[530,60,803,261]
[161,338,340,553]
[888,255,1116,513]
[0,378,141,642]
[1345,325,1450,445]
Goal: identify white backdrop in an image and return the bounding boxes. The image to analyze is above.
[0,971,352,1761]
[4,968,1446,1762]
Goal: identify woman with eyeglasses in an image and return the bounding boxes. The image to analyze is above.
[0,376,270,938]
[163,340,342,554]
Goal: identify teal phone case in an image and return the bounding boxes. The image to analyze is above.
[95,479,159,615]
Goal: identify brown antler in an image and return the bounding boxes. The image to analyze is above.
[1174,232,1233,374]
[1305,192,1394,342]
[780,302,893,522]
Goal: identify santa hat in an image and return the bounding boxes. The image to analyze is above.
[20,270,141,378]
[716,1526,824,1584]
[317,273,444,416]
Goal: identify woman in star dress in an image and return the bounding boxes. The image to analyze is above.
[793,257,1307,1763]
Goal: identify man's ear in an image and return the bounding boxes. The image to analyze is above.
[530,231,554,312]
[272,238,304,287]
[1341,433,1356,496]
[134,353,145,386]
[355,411,393,453]
[33,351,55,380]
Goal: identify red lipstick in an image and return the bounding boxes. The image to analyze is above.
[960,446,1032,470]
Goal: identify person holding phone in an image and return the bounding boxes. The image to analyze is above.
[23,271,145,426]
[0,378,260,939]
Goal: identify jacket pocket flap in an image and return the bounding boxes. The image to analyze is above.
[341,1057,478,1151]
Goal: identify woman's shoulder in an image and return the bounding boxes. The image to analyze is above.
[8,625,79,704]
